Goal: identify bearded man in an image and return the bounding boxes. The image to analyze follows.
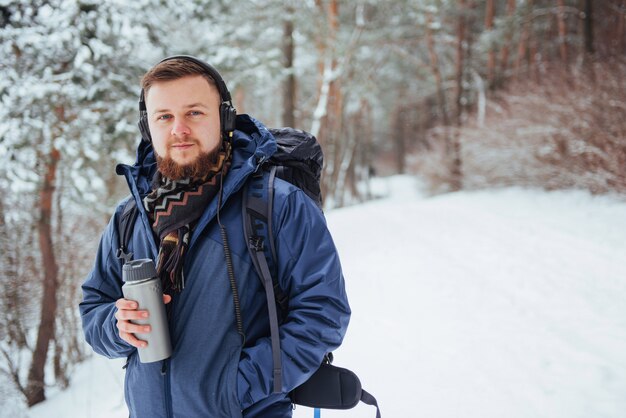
[80,56,351,418]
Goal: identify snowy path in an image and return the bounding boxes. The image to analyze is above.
[310,180,626,418]
[25,177,626,418]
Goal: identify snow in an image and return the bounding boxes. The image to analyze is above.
[24,176,626,418]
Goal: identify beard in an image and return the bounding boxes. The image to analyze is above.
[155,143,222,181]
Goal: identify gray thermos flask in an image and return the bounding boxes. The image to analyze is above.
[121,258,172,363]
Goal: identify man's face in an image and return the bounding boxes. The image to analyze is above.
[145,75,222,178]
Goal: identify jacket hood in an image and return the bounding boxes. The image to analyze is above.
[116,114,277,199]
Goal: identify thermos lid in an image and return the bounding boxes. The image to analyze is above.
[122,258,157,282]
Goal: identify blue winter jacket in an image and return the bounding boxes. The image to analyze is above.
[79,115,351,418]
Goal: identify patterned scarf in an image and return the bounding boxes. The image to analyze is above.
[143,142,232,293]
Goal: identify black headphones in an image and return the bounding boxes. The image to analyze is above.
[138,55,237,143]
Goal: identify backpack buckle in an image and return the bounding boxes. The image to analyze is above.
[249,235,264,252]
[323,353,334,365]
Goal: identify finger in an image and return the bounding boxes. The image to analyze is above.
[163,294,172,304]
[120,331,148,348]
[115,309,149,321]
[117,319,151,335]
[115,298,138,310]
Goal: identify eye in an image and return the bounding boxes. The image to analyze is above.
[189,110,203,117]
[156,114,172,121]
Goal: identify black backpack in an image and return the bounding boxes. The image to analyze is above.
[116,128,380,418]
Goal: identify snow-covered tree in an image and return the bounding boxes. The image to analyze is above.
[0,0,158,406]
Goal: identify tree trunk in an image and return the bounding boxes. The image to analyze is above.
[530,29,540,83]
[579,0,596,81]
[616,0,626,54]
[282,6,296,127]
[515,0,534,80]
[556,0,568,64]
[53,338,69,389]
[353,98,372,200]
[312,0,330,146]
[485,0,496,87]
[334,130,357,207]
[583,0,594,55]
[327,0,344,205]
[361,99,374,201]
[394,102,407,174]
[312,0,342,206]
[312,0,330,201]
[25,145,61,407]
[499,0,517,84]
[426,9,461,190]
[425,11,449,126]
[455,0,466,126]
[450,0,466,191]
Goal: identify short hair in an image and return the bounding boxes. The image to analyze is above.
[140,58,217,96]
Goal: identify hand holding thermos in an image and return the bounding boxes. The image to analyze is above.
[116,258,173,363]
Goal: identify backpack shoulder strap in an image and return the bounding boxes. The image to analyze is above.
[243,167,289,311]
[242,167,286,393]
[116,197,138,264]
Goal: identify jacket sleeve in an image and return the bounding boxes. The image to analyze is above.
[79,207,135,359]
[237,188,351,409]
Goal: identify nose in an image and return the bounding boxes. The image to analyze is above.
[171,119,190,137]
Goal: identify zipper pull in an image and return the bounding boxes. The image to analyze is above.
[254,155,267,172]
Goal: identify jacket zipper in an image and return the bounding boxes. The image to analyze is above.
[163,293,176,418]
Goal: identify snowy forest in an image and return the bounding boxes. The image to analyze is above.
[1,0,625,412]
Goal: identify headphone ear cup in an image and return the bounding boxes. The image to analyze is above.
[220,103,237,133]
[138,112,152,142]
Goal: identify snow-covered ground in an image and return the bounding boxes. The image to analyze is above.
[18,176,626,418]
